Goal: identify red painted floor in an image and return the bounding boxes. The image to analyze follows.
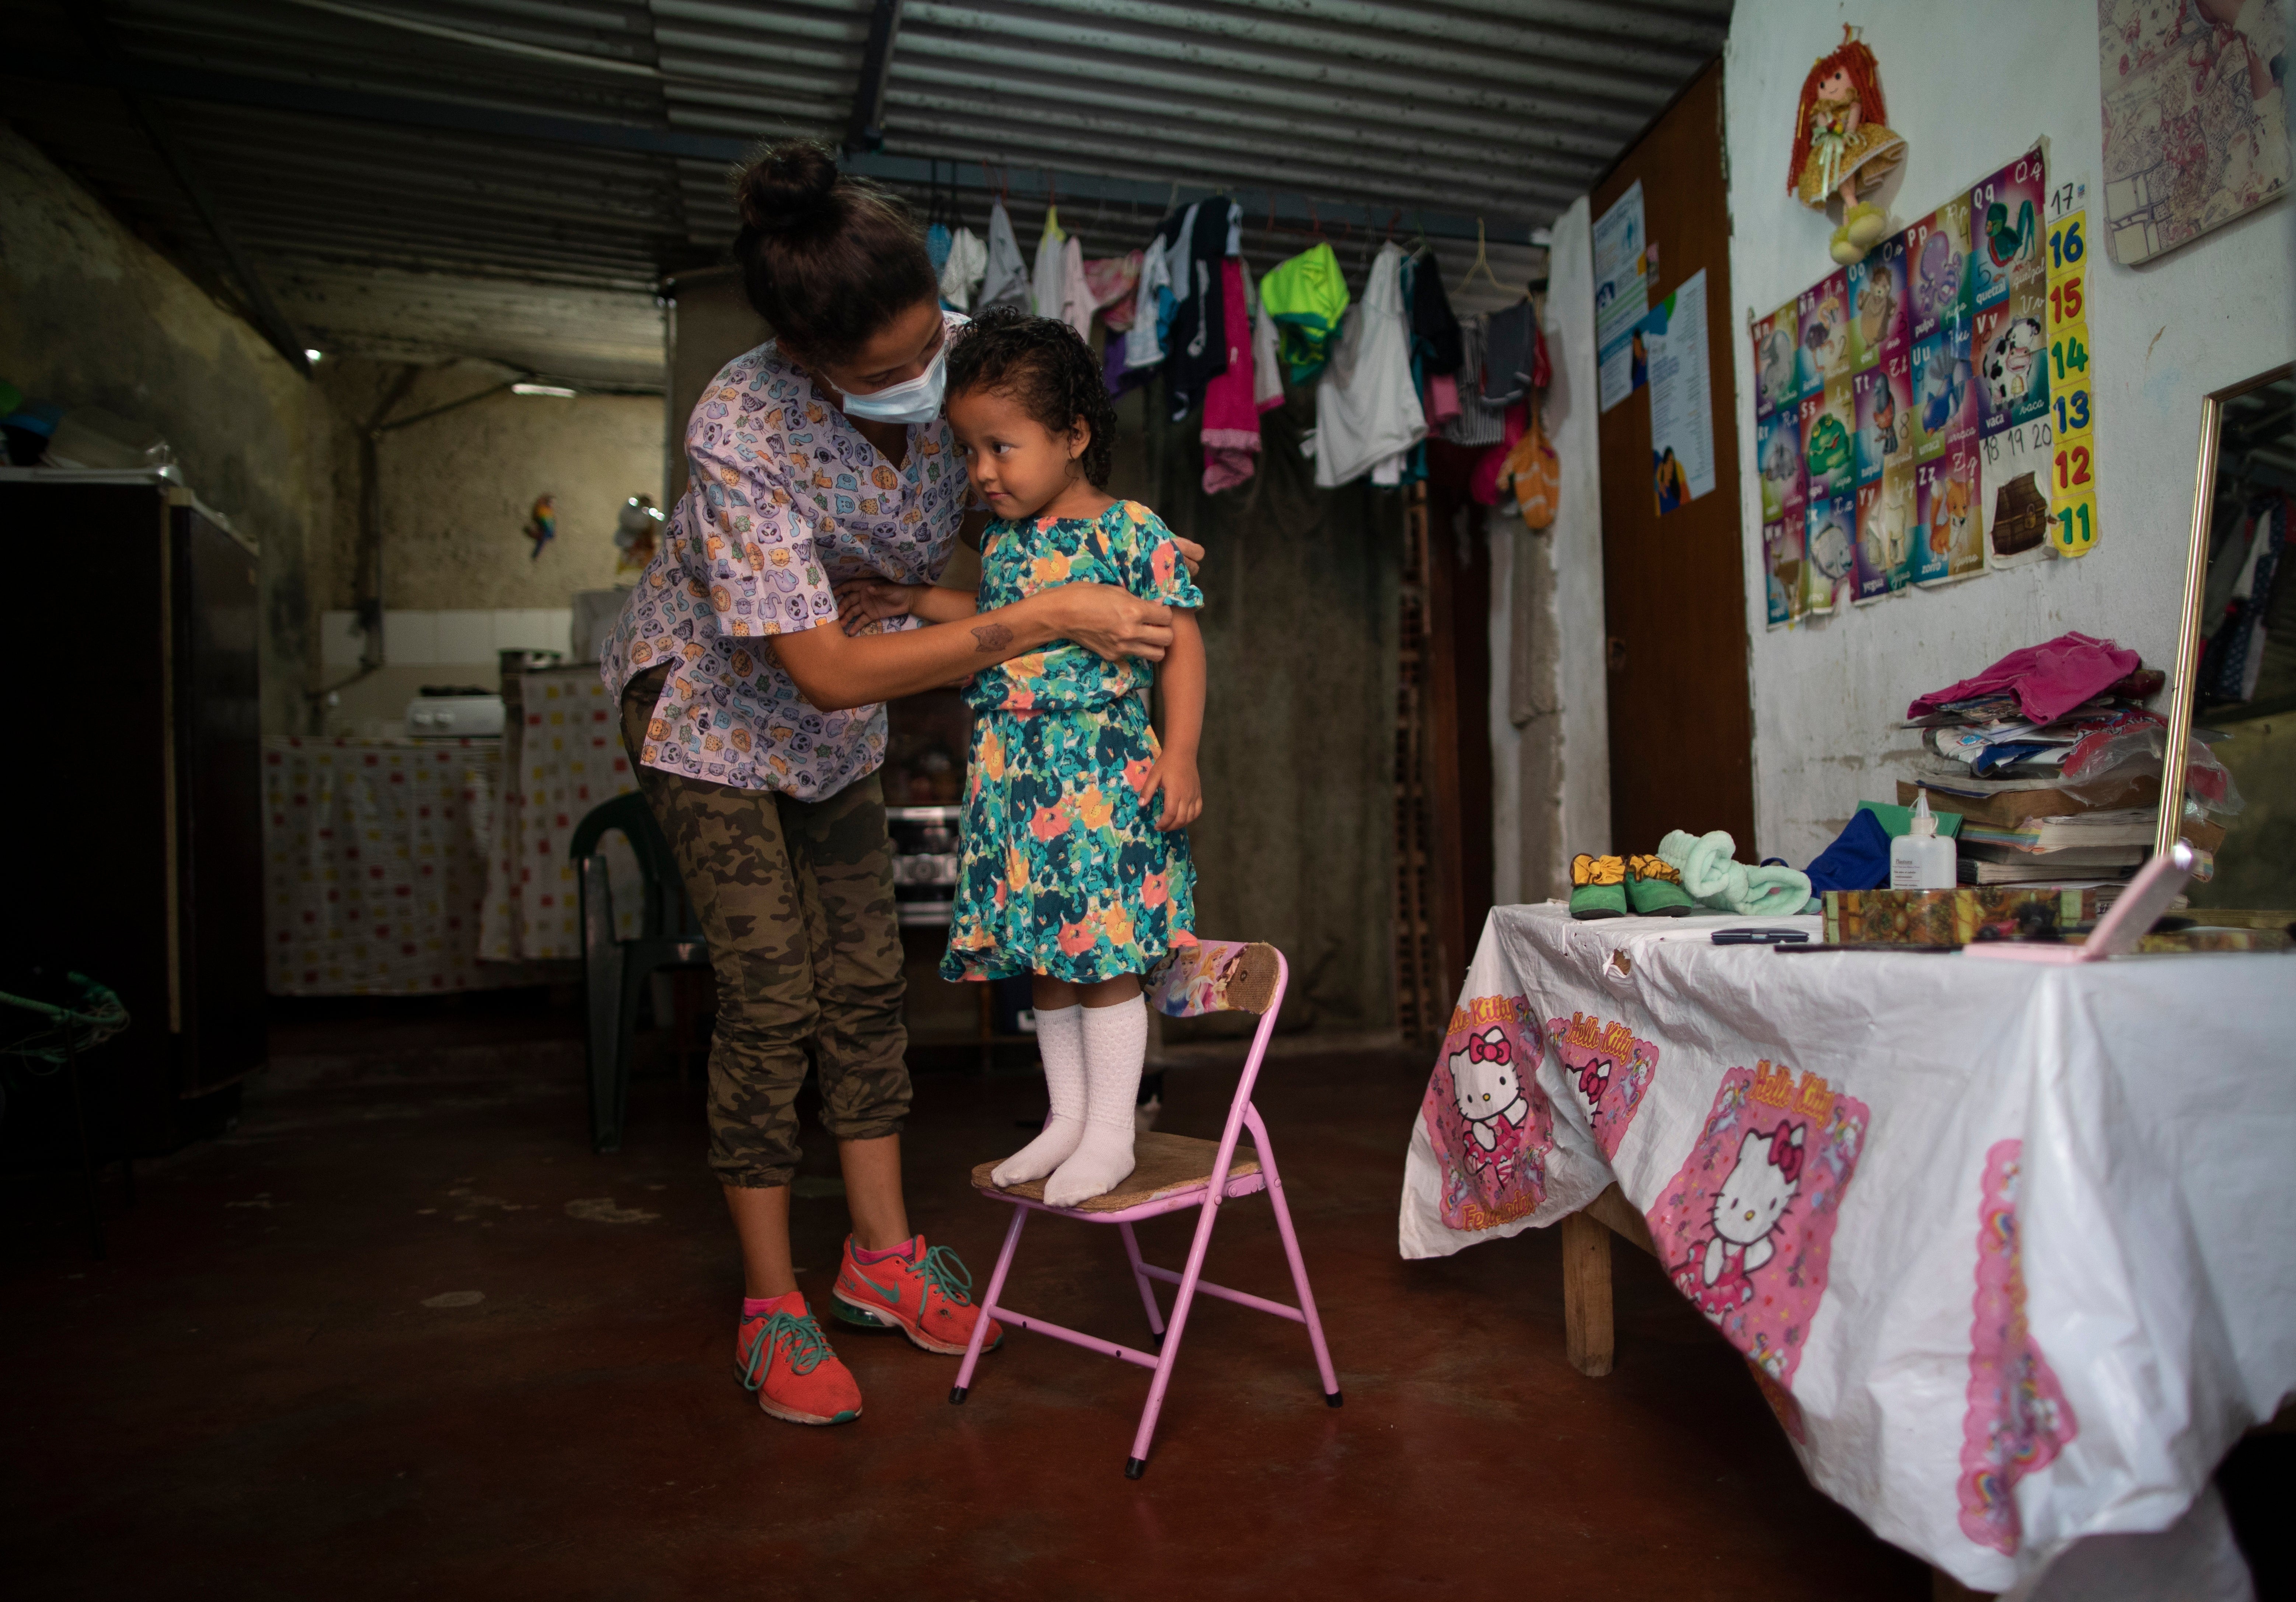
[0,996,1983,1598]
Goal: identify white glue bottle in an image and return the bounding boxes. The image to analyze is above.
[1891,788,1957,890]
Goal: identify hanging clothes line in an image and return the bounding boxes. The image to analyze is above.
[837,150,1540,248]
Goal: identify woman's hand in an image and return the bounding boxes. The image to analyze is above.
[834,578,925,637]
[1035,584,1175,662]
[1136,749,1202,830]
[1173,535,1206,578]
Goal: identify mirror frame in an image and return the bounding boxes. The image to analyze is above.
[2158,361,2296,862]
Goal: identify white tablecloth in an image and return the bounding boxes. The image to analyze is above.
[1400,905,2293,1597]
[479,669,640,961]
[263,738,507,995]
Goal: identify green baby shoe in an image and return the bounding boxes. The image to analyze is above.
[1626,853,1697,917]
[1570,853,1628,920]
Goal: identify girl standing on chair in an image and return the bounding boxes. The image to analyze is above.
[603,143,1198,1429]
[836,309,1205,1208]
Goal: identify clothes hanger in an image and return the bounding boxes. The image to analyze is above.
[1462,217,1506,296]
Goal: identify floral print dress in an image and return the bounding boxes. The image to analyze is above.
[941,501,1203,985]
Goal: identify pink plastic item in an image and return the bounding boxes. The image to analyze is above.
[950,940,1340,1479]
[1905,631,2141,726]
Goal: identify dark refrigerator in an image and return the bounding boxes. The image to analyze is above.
[2,474,266,1150]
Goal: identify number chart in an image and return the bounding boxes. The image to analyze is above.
[1749,146,2105,630]
[2044,179,2098,558]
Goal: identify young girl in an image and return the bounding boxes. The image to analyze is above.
[840,308,1205,1206]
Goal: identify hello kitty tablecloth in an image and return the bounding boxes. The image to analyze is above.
[1400,905,2295,1599]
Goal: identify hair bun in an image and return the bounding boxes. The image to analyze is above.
[736,141,840,234]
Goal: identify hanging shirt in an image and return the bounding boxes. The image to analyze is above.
[1259,243,1351,382]
[600,316,968,800]
[1086,250,1144,330]
[1201,258,1261,494]
[1164,201,1237,422]
[1410,250,1464,377]
[1481,300,1540,406]
[1252,286,1285,413]
[978,201,1031,313]
[1031,205,1069,320]
[1311,242,1425,488]
[1123,233,1173,368]
[939,226,987,311]
[1443,313,1509,447]
[926,223,953,279]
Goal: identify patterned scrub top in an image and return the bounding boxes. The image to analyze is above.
[600,316,968,799]
[942,501,1206,984]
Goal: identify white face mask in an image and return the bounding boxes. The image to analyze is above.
[837,345,948,426]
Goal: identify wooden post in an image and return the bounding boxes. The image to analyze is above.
[1561,1209,1615,1377]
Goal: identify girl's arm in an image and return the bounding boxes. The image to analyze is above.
[834,577,978,634]
[1141,610,1205,830]
[774,585,1171,712]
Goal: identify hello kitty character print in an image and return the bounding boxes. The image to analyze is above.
[600,313,969,800]
[1451,1027,1529,1158]
[1689,1122,1805,1318]
[1547,1012,1659,1159]
[1419,995,1554,1232]
[1647,1061,1870,1389]
[1958,1140,2077,1555]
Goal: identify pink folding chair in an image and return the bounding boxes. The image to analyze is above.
[949,939,1341,1478]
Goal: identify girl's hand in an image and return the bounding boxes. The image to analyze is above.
[1137,750,1202,830]
[835,578,925,636]
[1037,584,1175,662]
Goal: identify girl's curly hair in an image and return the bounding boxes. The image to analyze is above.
[944,307,1117,487]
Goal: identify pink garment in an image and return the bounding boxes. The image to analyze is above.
[1906,631,2143,725]
[1469,401,1528,506]
[1423,373,1462,429]
[1201,259,1261,494]
[1086,250,1144,331]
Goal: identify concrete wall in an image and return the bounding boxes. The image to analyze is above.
[1493,194,1611,904]
[0,127,330,736]
[312,358,663,729]
[1724,0,2296,864]
[1106,387,1402,1035]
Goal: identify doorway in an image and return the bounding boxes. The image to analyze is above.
[1592,61,1756,854]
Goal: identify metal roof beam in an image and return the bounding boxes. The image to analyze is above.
[844,0,903,155]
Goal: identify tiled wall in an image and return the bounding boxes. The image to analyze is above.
[319,608,574,668]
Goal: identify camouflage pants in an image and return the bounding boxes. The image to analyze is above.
[620,666,910,1189]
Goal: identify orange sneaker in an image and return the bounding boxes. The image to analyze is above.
[831,1235,1003,1357]
[734,1293,862,1425]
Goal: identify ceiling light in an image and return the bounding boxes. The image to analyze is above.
[512,382,578,398]
[304,348,323,363]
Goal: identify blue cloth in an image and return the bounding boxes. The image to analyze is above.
[926,224,952,275]
[1804,808,1894,892]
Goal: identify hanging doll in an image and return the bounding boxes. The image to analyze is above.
[1789,26,1907,267]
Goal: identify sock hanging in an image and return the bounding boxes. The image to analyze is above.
[991,1003,1088,1187]
[1044,995,1147,1208]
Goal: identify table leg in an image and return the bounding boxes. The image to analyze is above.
[1561,1209,1614,1377]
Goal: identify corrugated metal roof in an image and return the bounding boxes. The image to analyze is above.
[4,0,1727,380]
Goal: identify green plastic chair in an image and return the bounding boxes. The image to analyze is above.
[569,794,708,1152]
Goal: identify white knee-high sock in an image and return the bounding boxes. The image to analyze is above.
[1044,996,1146,1207]
[991,1004,1086,1187]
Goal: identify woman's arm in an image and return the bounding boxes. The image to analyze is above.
[1140,610,1205,830]
[772,584,1174,711]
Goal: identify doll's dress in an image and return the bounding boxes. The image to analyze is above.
[1796,95,1906,208]
[940,501,1203,985]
